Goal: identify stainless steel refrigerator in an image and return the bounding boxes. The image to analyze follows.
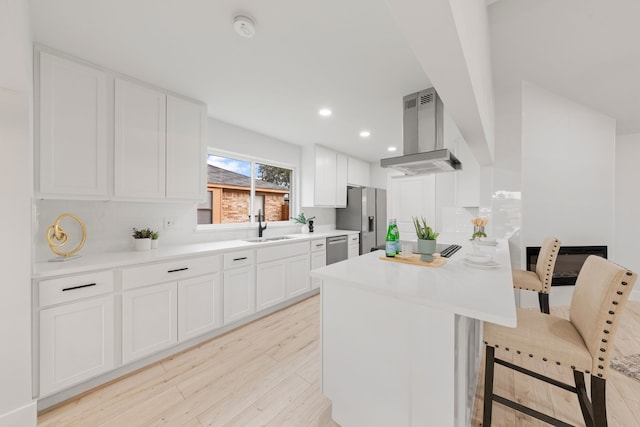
[336,187,387,255]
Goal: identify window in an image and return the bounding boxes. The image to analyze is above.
[198,152,292,226]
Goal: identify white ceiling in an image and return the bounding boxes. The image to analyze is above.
[489,0,640,135]
[29,0,640,165]
[29,0,431,162]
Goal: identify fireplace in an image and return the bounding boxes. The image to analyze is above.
[526,245,608,286]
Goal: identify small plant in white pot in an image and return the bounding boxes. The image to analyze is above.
[132,227,153,251]
[292,213,316,233]
[151,231,159,249]
[412,216,439,262]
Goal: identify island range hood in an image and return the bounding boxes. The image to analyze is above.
[380,88,462,175]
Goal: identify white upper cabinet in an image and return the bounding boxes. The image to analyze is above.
[114,79,166,199]
[37,50,207,201]
[347,156,370,187]
[38,52,108,198]
[301,144,348,207]
[166,95,207,201]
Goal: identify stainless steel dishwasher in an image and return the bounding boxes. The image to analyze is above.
[326,235,348,265]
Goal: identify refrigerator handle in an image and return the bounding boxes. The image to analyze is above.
[368,216,375,233]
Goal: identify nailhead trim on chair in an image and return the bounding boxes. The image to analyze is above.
[592,271,633,379]
[540,239,561,294]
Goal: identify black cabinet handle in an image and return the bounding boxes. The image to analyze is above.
[167,267,189,273]
[233,257,248,261]
[62,283,96,292]
[315,244,324,248]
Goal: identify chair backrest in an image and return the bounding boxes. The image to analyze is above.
[535,237,561,292]
[570,255,637,379]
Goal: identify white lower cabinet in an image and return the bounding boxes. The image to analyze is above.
[257,260,287,311]
[38,270,115,396]
[178,273,222,342]
[348,233,360,259]
[287,254,311,297]
[310,239,327,289]
[257,242,310,311]
[122,282,178,364]
[39,295,115,396]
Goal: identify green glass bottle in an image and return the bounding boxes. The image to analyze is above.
[392,219,400,254]
[385,220,396,257]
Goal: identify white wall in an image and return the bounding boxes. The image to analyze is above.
[614,133,640,300]
[0,1,36,424]
[520,81,616,307]
[34,117,327,260]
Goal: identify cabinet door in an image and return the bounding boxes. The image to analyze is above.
[310,251,326,289]
[122,282,177,364]
[287,254,311,297]
[39,52,107,198]
[178,273,222,342]
[314,145,337,206]
[347,156,370,187]
[39,295,114,396]
[348,244,359,259]
[114,79,166,199]
[335,153,348,207]
[166,95,206,200]
[256,260,287,311]
[223,266,256,324]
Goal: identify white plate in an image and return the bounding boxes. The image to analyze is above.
[462,259,500,269]
[465,254,492,264]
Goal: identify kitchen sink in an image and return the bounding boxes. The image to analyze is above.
[243,236,296,243]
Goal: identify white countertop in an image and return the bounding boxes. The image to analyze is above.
[311,238,517,327]
[34,229,358,279]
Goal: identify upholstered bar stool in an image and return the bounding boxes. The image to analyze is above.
[483,255,637,427]
[513,236,561,314]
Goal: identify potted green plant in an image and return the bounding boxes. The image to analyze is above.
[132,227,153,251]
[151,231,160,249]
[412,216,439,261]
[292,213,316,233]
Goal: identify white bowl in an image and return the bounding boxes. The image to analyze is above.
[466,254,492,264]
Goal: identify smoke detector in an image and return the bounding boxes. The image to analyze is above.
[233,15,256,38]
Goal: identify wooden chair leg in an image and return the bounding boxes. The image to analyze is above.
[538,292,550,314]
[591,376,608,427]
[574,370,594,427]
[483,346,496,426]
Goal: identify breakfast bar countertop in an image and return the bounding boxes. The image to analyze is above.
[312,236,517,327]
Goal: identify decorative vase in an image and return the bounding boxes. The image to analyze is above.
[301,224,309,233]
[151,239,159,249]
[308,220,314,233]
[134,238,151,251]
[474,225,486,236]
[417,239,437,262]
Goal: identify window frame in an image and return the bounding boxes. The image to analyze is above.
[197,148,297,230]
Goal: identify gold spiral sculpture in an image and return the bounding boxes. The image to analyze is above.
[47,213,87,258]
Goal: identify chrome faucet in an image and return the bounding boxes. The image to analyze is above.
[258,209,267,237]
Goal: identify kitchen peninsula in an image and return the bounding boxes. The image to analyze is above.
[311,237,516,427]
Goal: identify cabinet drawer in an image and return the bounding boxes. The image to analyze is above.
[310,239,326,252]
[122,255,220,290]
[39,271,114,308]
[349,234,360,244]
[224,250,255,269]
[257,241,309,264]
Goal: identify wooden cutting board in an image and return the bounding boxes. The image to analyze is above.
[379,254,447,268]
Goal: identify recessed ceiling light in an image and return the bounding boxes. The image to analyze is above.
[318,108,332,117]
[387,146,397,152]
[359,130,371,138]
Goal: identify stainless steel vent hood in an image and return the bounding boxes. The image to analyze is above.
[380,88,462,175]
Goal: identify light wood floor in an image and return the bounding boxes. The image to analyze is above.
[39,297,640,427]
